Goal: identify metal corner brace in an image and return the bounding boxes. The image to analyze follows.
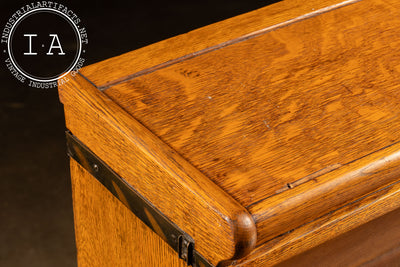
[66,131,214,267]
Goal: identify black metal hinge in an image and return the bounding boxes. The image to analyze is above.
[66,131,214,267]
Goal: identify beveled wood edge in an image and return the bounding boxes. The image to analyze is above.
[250,141,400,246]
[79,0,360,90]
[67,133,214,267]
[58,73,256,265]
[236,179,400,266]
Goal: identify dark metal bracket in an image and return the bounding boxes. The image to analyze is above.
[66,131,214,267]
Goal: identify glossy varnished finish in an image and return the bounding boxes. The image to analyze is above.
[102,0,400,246]
[59,74,256,265]
[61,0,400,265]
[70,159,187,267]
[80,0,354,89]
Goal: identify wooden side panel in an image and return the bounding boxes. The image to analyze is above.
[70,158,187,267]
[59,74,256,265]
[276,208,400,267]
[80,0,357,89]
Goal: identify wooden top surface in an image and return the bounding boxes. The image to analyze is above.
[100,0,400,205]
[72,0,400,260]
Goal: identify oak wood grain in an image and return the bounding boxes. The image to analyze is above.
[236,180,400,266]
[61,0,400,264]
[70,158,188,267]
[102,0,400,246]
[59,73,256,265]
[80,0,356,89]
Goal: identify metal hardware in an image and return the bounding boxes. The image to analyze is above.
[179,235,194,264]
[66,131,214,267]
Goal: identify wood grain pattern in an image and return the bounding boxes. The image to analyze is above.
[62,0,400,264]
[80,0,356,89]
[236,180,400,266]
[102,0,400,246]
[70,158,188,267]
[103,0,400,206]
[275,208,400,267]
[59,74,256,265]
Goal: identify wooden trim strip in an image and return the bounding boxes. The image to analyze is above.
[237,180,400,266]
[80,0,359,89]
[58,73,256,265]
[249,141,400,246]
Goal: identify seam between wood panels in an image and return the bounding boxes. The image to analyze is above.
[80,0,362,91]
[78,71,99,89]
